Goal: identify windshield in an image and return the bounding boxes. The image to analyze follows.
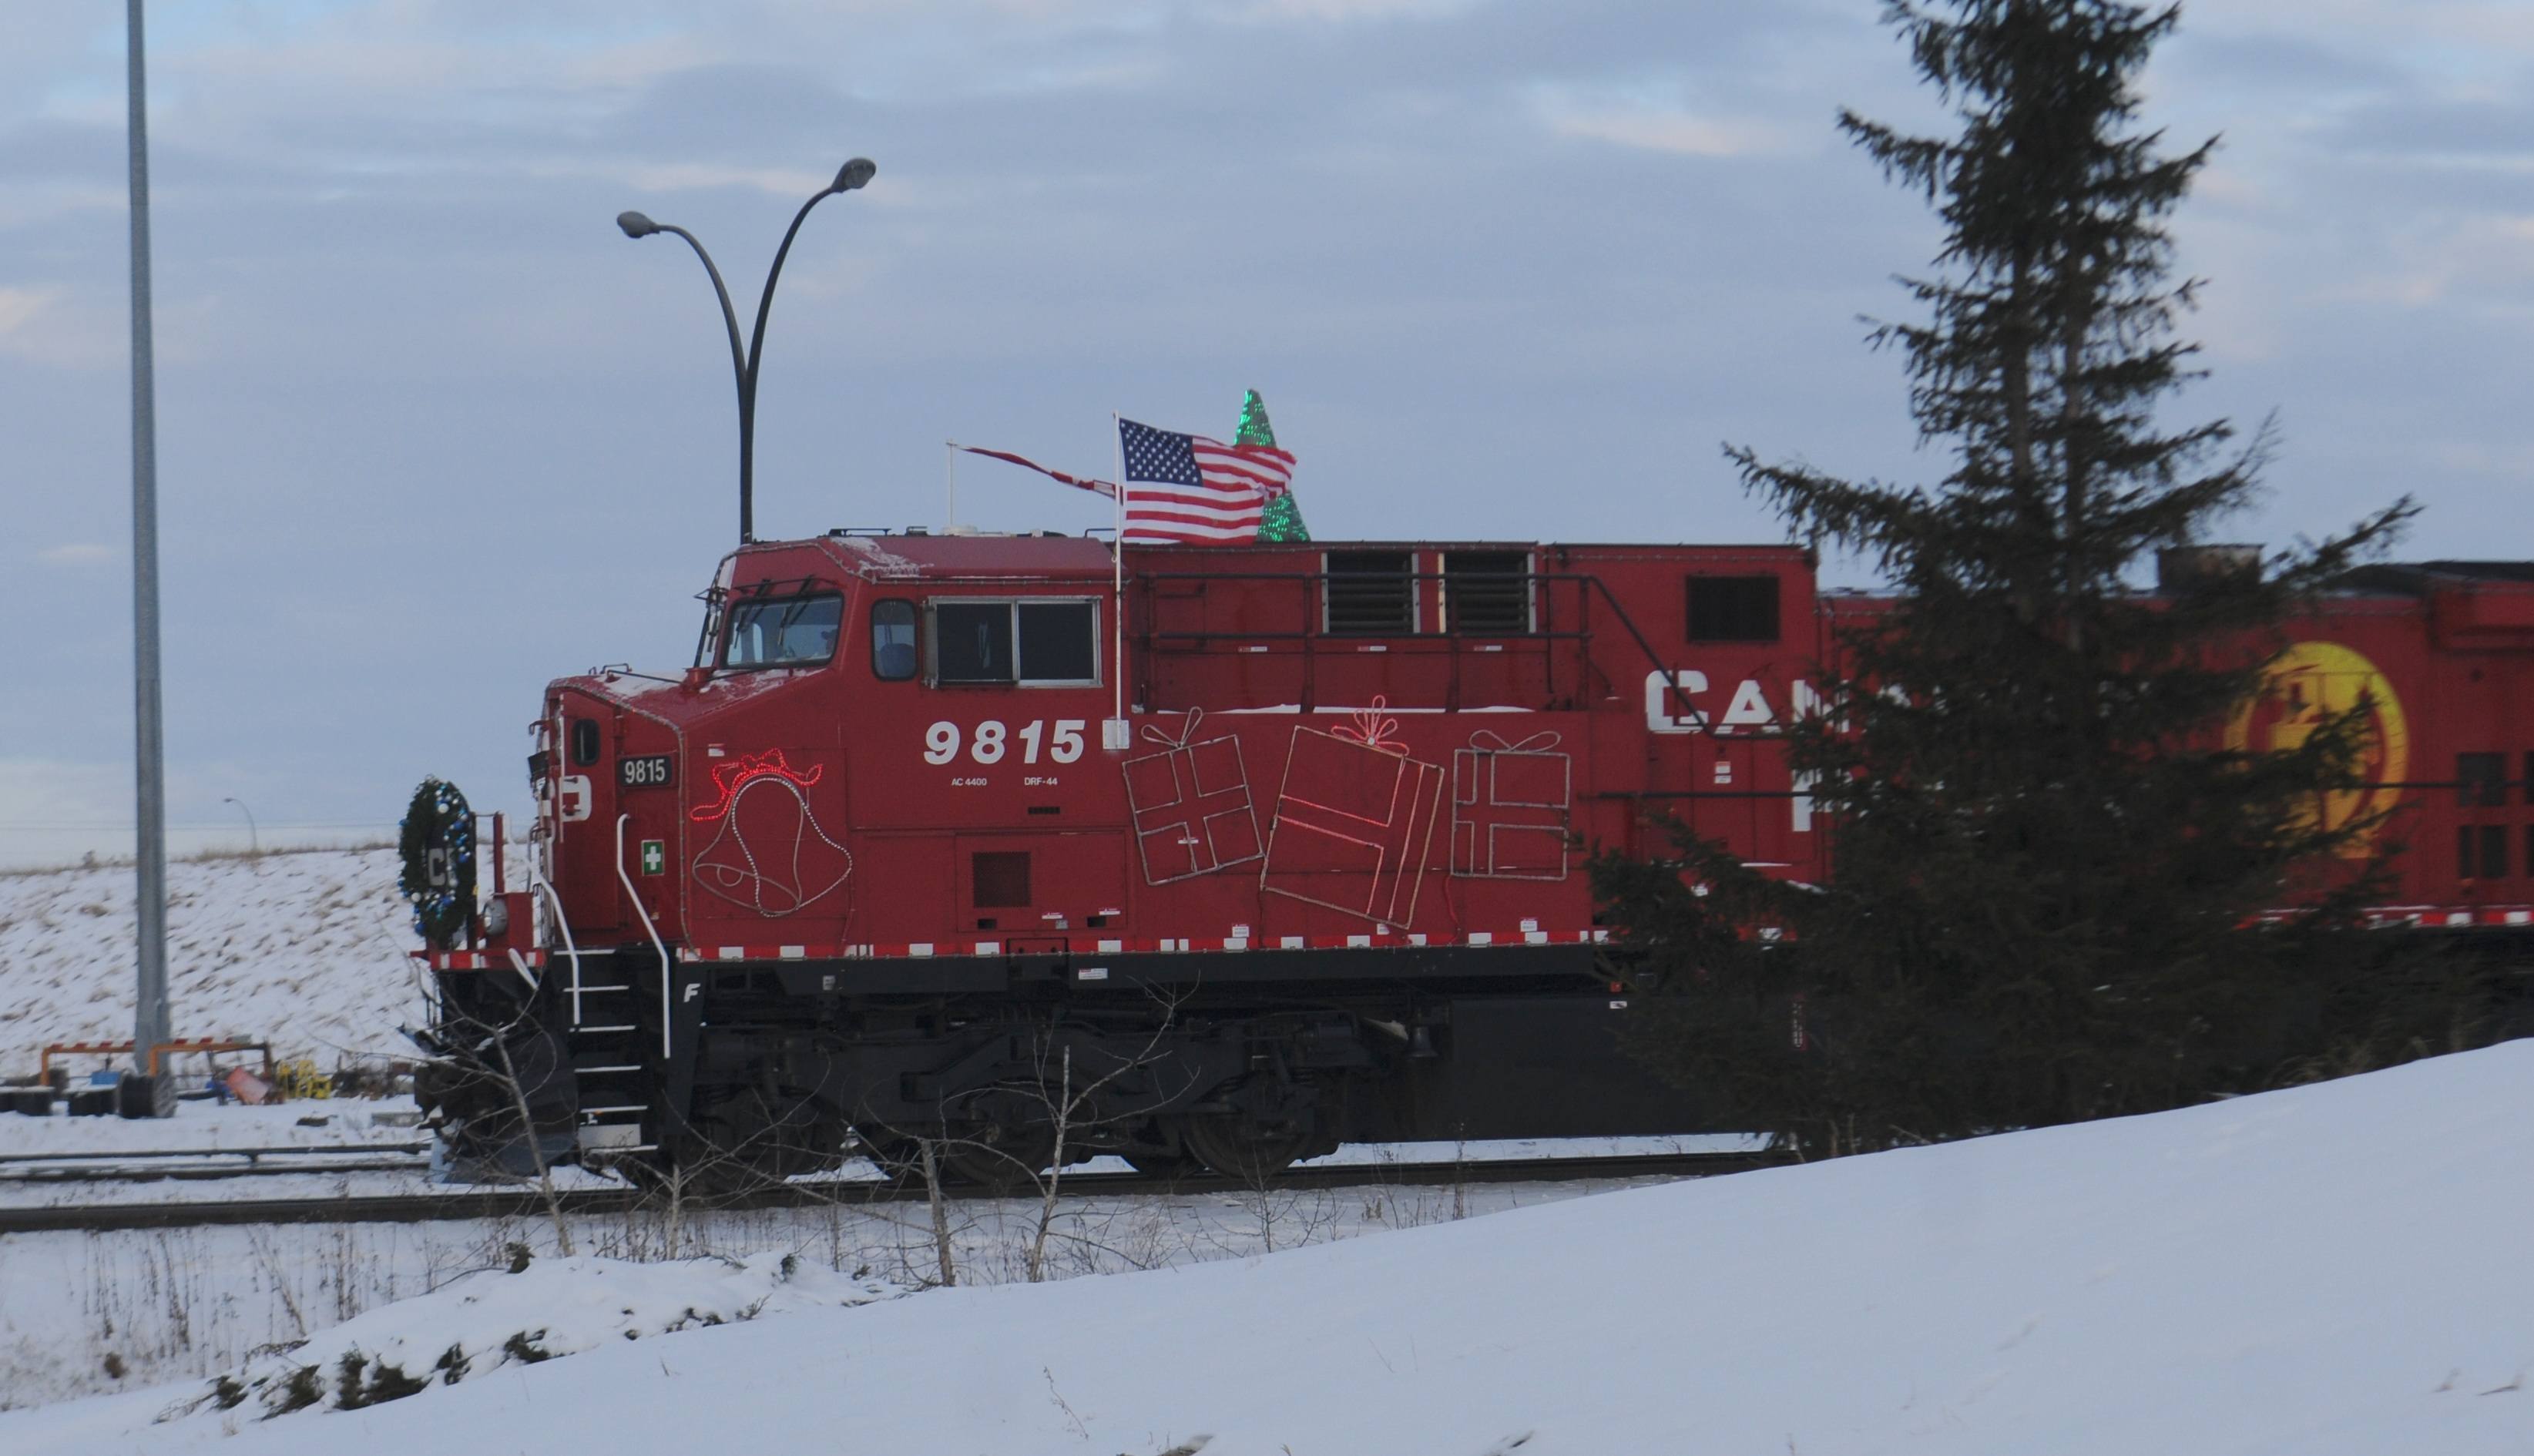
[724,595,844,669]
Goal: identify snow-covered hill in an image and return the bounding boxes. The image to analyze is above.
[12,1039,2529,1453]
[0,847,430,1068]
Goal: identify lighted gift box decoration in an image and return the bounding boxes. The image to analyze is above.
[1261,699,1445,931]
[1121,709,1264,885]
[1450,729,1572,881]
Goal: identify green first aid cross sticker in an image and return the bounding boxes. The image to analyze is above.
[639,840,666,875]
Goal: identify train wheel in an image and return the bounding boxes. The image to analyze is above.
[1180,1115,1314,1183]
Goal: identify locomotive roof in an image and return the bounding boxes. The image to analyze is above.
[2329,561,2534,596]
[782,530,1807,585]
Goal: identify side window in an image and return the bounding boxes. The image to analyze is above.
[1017,602,1098,683]
[1444,551,1532,634]
[928,601,1100,685]
[935,603,1014,683]
[1325,550,1416,635]
[2456,752,2505,807]
[569,719,602,767]
[870,599,918,681]
[1688,575,1781,643]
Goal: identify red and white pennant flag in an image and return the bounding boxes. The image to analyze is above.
[952,419,1296,546]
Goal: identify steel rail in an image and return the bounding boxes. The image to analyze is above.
[0,1142,431,1166]
[2,1158,430,1186]
[0,1149,1785,1235]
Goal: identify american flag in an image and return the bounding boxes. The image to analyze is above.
[1117,418,1295,545]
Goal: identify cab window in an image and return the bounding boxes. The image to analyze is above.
[725,595,844,668]
[871,599,918,681]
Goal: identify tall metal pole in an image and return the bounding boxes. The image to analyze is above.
[127,0,171,1077]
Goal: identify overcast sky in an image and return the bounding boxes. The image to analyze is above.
[4,0,2529,866]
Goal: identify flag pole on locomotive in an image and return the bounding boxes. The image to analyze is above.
[1107,411,1129,750]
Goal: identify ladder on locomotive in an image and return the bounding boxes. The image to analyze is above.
[530,817,666,1159]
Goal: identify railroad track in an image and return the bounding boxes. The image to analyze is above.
[0,1149,1784,1234]
[0,1142,432,1186]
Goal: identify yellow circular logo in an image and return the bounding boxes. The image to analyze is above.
[2226,641,2408,854]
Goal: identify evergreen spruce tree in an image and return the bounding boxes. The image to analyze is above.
[1600,0,2425,1151]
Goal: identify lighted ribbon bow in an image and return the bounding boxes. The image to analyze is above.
[1140,707,1207,751]
[1467,729,1562,754]
[689,749,824,822]
[1330,696,1407,753]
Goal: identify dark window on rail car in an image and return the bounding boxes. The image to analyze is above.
[935,603,1014,683]
[725,594,844,668]
[1444,551,1532,634]
[1324,551,1416,635]
[972,851,1032,909]
[2523,751,2532,806]
[569,719,601,767]
[1687,575,1781,643]
[2456,752,2506,807]
[870,599,918,681]
[1017,602,1099,683]
[2462,824,2509,879]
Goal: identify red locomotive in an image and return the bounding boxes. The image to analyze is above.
[413,532,2534,1183]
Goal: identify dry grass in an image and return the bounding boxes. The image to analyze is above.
[0,841,393,880]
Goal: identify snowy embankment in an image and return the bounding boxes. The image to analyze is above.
[9,1042,2529,1454]
[0,847,428,1069]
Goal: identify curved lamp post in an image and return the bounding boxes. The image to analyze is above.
[619,157,876,544]
[220,796,257,854]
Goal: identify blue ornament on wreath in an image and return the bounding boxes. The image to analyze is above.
[398,777,477,948]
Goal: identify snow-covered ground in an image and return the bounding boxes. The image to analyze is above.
[0,847,428,1070]
[0,1159,1643,1410]
[0,1101,424,1158]
[6,1040,2529,1453]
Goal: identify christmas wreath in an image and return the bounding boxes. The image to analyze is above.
[398,777,477,948]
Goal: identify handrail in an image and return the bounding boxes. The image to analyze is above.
[522,857,585,1025]
[613,813,676,1059]
[1577,574,1699,722]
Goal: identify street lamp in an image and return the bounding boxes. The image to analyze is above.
[221,796,257,855]
[619,157,877,543]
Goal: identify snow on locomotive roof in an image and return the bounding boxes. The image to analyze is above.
[814,529,1114,579]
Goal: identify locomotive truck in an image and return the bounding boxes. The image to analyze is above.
[411,532,2534,1185]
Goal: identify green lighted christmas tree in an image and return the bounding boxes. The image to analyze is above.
[1238,388,1311,542]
